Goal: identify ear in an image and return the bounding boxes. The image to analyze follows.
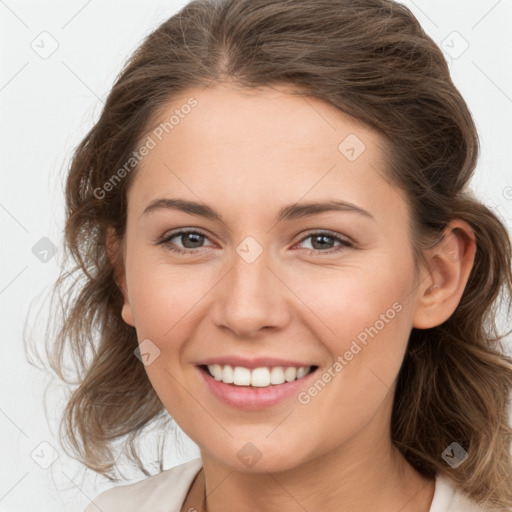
[412,220,476,329]
[106,227,135,327]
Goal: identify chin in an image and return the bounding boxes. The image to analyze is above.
[201,434,316,474]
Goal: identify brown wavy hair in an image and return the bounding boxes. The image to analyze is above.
[26,0,512,508]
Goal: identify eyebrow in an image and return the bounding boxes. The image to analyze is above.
[142,197,375,223]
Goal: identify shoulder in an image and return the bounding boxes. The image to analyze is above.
[430,473,488,512]
[83,458,203,512]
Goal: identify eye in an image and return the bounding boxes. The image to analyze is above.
[157,228,353,256]
[158,228,215,255]
[295,231,353,254]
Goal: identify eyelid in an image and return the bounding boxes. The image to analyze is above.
[158,227,354,255]
[158,227,215,245]
[158,228,351,244]
[295,229,353,245]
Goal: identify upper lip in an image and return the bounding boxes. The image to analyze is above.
[197,356,316,369]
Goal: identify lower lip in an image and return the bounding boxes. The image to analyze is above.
[198,367,317,410]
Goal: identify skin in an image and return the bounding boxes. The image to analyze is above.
[112,82,476,512]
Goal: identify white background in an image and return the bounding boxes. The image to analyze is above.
[1,1,511,511]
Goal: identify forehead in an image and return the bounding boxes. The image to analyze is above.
[128,83,408,229]
[143,82,376,160]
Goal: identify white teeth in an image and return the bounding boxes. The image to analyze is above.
[206,364,312,387]
[270,367,285,385]
[251,367,271,387]
[233,366,251,386]
[222,364,234,384]
[284,367,297,382]
[296,367,308,379]
[212,364,222,381]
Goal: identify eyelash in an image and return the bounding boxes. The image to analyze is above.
[157,228,354,255]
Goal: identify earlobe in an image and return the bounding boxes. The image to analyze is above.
[412,220,476,329]
[121,302,135,327]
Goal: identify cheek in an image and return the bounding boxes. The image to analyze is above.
[124,260,203,409]
[294,264,415,436]
[124,247,215,353]
[295,258,416,411]
[288,255,414,348]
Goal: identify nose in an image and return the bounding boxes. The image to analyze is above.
[211,248,291,339]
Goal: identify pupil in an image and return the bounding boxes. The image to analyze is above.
[183,233,203,248]
[312,235,332,250]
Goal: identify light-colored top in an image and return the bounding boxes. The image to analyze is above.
[83,458,485,512]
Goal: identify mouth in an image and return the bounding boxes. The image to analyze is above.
[200,364,317,387]
[197,362,319,410]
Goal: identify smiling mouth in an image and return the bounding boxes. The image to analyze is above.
[200,364,318,388]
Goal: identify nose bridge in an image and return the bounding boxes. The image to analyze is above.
[214,238,287,336]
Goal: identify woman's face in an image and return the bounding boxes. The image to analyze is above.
[119,83,427,472]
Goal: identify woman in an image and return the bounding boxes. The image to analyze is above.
[43,0,512,510]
